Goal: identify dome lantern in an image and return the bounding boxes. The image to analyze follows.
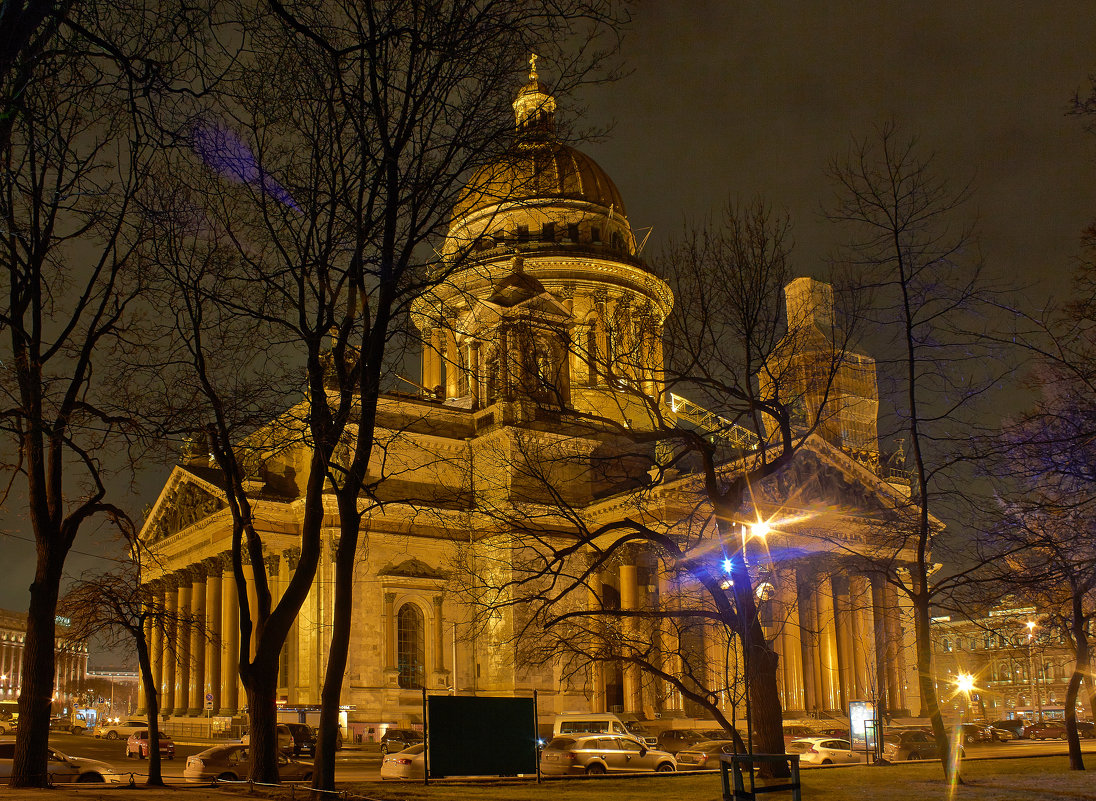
[512,53,556,134]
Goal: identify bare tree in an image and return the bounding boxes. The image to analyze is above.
[144,0,626,786]
[0,4,161,786]
[986,234,1096,770]
[826,121,1013,780]
[59,538,206,786]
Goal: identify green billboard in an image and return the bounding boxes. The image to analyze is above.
[426,695,537,778]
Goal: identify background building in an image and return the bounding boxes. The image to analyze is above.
[0,608,88,710]
[932,602,1093,722]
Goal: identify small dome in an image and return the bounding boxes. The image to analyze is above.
[451,140,626,223]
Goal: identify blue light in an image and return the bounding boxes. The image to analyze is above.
[721,557,733,574]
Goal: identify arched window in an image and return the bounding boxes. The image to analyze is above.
[397,603,425,689]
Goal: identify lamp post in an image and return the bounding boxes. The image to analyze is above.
[1026,621,1041,723]
[954,672,973,755]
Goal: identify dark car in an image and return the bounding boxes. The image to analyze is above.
[656,729,710,754]
[284,723,315,757]
[1075,721,1095,739]
[882,730,962,761]
[989,719,1028,740]
[380,728,423,755]
[958,723,992,745]
[674,739,738,770]
[1024,720,1067,740]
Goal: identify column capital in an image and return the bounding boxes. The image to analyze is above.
[264,554,279,573]
[383,592,397,606]
[283,547,301,569]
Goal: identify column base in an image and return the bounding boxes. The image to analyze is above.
[217,708,237,717]
[187,707,202,716]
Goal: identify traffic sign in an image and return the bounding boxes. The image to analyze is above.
[204,693,214,710]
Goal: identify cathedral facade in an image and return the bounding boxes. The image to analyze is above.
[139,66,921,735]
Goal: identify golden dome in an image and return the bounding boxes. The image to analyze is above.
[451,140,626,223]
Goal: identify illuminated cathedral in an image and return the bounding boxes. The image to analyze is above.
[139,62,920,736]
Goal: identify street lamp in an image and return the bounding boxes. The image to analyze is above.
[1026,621,1041,722]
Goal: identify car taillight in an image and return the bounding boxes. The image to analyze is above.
[395,758,412,765]
[699,754,708,764]
[567,753,577,762]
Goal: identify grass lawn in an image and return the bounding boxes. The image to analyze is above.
[332,757,1094,801]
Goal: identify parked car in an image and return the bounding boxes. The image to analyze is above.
[656,728,711,754]
[786,737,862,765]
[284,723,316,757]
[380,743,426,780]
[957,723,992,745]
[1024,720,1067,740]
[241,723,293,755]
[882,730,963,761]
[989,718,1028,740]
[184,744,313,783]
[539,735,676,775]
[782,724,820,744]
[674,739,738,770]
[93,719,147,740]
[552,713,657,745]
[816,726,850,740]
[0,718,17,735]
[126,730,175,760]
[988,726,1017,742]
[1075,721,1095,739]
[380,728,423,755]
[0,742,122,783]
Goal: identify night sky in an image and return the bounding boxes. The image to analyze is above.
[4,4,1096,641]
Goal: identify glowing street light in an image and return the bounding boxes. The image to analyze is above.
[749,521,771,540]
[955,673,974,694]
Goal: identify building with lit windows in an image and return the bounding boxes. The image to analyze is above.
[139,64,922,735]
[932,603,1093,722]
[0,608,88,707]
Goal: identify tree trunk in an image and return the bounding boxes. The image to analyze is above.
[1065,595,1089,771]
[245,667,281,784]
[747,633,786,762]
[313,502,362,792]
[912,593,954,781]
[9,549,61,787]
[723,516,788,779]
[136,637,165,786]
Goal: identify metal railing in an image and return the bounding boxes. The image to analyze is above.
[668,393,760,451]
[719,753,801,801]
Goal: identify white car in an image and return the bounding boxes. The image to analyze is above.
[786,737,863,766]
[94,719,148,740]
[0,741,123,783]
[380,743,425,780]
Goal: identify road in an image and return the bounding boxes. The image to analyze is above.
[40,732,1096,784]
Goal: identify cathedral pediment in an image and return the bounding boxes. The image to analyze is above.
[751,438,899,518]
[378,558,449,580]
[142,467,227,544]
